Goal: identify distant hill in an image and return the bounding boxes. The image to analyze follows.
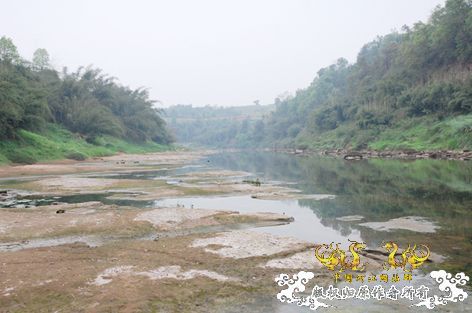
[165,104,274,147]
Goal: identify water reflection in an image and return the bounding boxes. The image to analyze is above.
[154,195,361,245]
[206,152,472,276]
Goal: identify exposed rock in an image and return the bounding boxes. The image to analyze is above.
[359,216,439,233]
[0,202,138,242]
[343,153,363,160]
[190,230,313,259]
[90,265,237,286]
[38,177,118,190]
[260,250,322,269]
[0,235,102,252]
[134,207,224,230]
[90,266,135,286]
[276,148,472,161]
[246,212,294,222]
[335,215,364,222]
[134,207,293,231]
[262,248,385,272]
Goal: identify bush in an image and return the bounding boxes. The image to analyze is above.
[65,151,87,161]
[8,152,38,164]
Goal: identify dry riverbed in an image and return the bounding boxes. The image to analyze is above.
[0,151,339,313]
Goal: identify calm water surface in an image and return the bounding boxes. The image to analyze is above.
[203,152,472,271]
[3,151,471,312]
[198,152,472,312]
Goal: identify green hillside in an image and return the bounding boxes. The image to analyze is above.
[168,0,472,151]
[0,38,174,164]
[262,0,472,150]
[0,124,170,164]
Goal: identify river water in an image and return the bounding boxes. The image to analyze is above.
[2,151,471,312]
[194,151,472,312]
[201,152,472,274]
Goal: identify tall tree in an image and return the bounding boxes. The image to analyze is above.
[0,36,20,63]
[32,48,50,70]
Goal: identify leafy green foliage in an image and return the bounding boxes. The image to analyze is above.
[0,61,50,138]
[49,67,173,144]
[65,151,87,161]
[0,124,171,164]
[173,0,472,151]
[0,36,20,63]
[0,39,174,154]
[32,48,50,70]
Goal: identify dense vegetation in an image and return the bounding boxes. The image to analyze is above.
[264,0,472,150]
[0,38,173,163]
[168,0,472,150]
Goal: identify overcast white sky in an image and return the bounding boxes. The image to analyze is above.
[1,0,445,107]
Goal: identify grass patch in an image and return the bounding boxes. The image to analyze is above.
[0,124,173,164]
[65,151,87,161]
[293,114,472,151]
[369,115,472,150]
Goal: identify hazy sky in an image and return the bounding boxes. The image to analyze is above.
[1,0,445,107]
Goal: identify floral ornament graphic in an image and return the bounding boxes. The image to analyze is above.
[413,270,469,309]
[275,270,469,311]
[275,272,330,310]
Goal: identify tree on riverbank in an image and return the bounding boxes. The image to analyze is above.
[166,0,472,150]
[259,0,472,150]
[0,36,173,145]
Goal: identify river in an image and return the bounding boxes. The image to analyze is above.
[0,150,470,312]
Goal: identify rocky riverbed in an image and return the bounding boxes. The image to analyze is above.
[275,148,472,160]
[0,150,459,313]
[0,151,344,313]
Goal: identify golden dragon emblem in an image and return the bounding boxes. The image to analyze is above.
[315,240,367,272]
[382,241,430,271]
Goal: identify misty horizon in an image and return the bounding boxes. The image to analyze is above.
[1,0,444,107]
